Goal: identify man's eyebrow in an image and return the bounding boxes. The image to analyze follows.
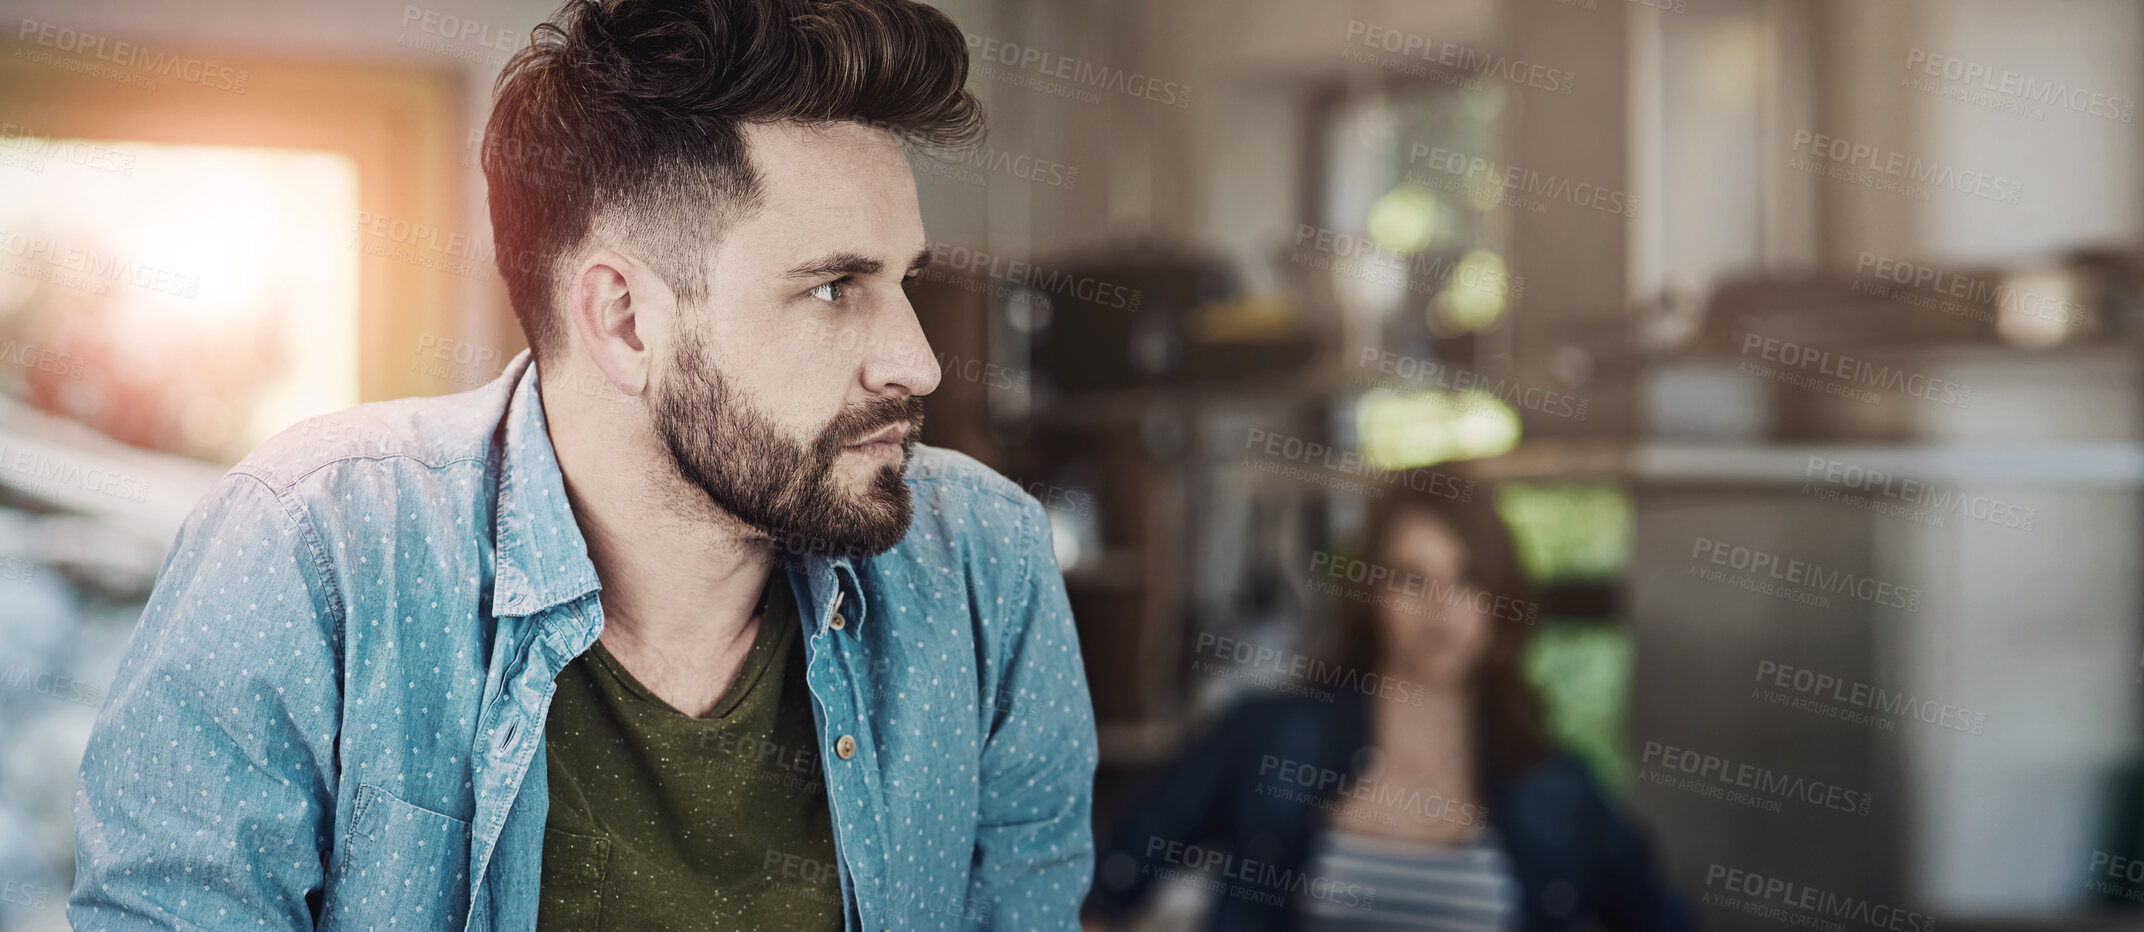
[782,252,883,280]
[906,247,932,274]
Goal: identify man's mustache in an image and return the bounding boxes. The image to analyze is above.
[817,396,926,459]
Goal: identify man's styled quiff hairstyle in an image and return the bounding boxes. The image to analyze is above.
[482,0,986,361]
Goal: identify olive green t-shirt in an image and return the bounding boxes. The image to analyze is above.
[538,572,844,931]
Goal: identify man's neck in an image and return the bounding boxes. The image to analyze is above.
[542,374,777,718]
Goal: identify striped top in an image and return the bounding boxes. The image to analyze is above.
[1295,828,1521,932]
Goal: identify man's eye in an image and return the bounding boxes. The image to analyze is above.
[810,280,845,303]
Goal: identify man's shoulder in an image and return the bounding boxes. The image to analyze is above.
[897,444,1054,555]
[902,444,1042,514]
[228,375,516,495]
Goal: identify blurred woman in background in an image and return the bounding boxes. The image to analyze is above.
[1083,483,1694,932]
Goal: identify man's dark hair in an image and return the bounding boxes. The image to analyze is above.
[483,0,986,361]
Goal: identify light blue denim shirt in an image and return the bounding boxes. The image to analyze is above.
[69,349,1098,931]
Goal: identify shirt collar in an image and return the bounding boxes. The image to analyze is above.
[490,350,602,618]
[782,550,869,636]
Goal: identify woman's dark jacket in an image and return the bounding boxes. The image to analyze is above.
[1084,690,1698,931]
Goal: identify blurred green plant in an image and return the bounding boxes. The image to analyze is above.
[1496,481,1633,584]
[1524,621,1632,794]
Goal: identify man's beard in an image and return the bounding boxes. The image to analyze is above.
[652,331,923,559]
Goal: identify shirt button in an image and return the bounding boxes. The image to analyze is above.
[830,612,846,630]
[835,734,857,760]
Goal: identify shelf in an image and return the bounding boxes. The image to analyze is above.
[1634,440,2144,486]
[1443,437,2144,487]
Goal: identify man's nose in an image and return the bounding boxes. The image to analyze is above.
[864,300,941,398]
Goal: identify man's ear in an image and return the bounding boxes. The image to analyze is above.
[566,248,673,397]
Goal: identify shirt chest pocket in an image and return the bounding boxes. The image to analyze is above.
[536,827,611,930]
[320,783,474,932]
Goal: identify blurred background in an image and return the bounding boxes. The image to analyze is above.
[2,0,2142,929]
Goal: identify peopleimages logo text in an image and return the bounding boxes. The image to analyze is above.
[1804,455,2034,531]
[1293,225,1526,298]
[1755,660,1986,735]
[1740,333,1972,408]
[1194,633,1425,706]
[1704,864,1936,932]
[1257,754,1488,829]
[1343,21,1574,94]
[1854,251,2085,327]
[1693,536,1924,611]
[1144,837,1376,909]
[17,19,250,92]
[1358,348,1587,422]
[925,242,1140,311]
[1406,145,1636,216]
[1309,550,1539,625]
[0,442,149,503]
[963,33,1191,108]
[1641,741,1873,816]
[1905,47,2134,124]
[1242,428,1476,500]
[1789,129,2022,205]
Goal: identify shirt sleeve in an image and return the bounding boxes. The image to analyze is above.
[962,494,1098,931]
[70,472,344,931]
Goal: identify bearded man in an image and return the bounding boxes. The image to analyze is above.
[68,1,1096,928]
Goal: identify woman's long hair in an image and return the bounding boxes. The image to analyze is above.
[1328,481,1554,780]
